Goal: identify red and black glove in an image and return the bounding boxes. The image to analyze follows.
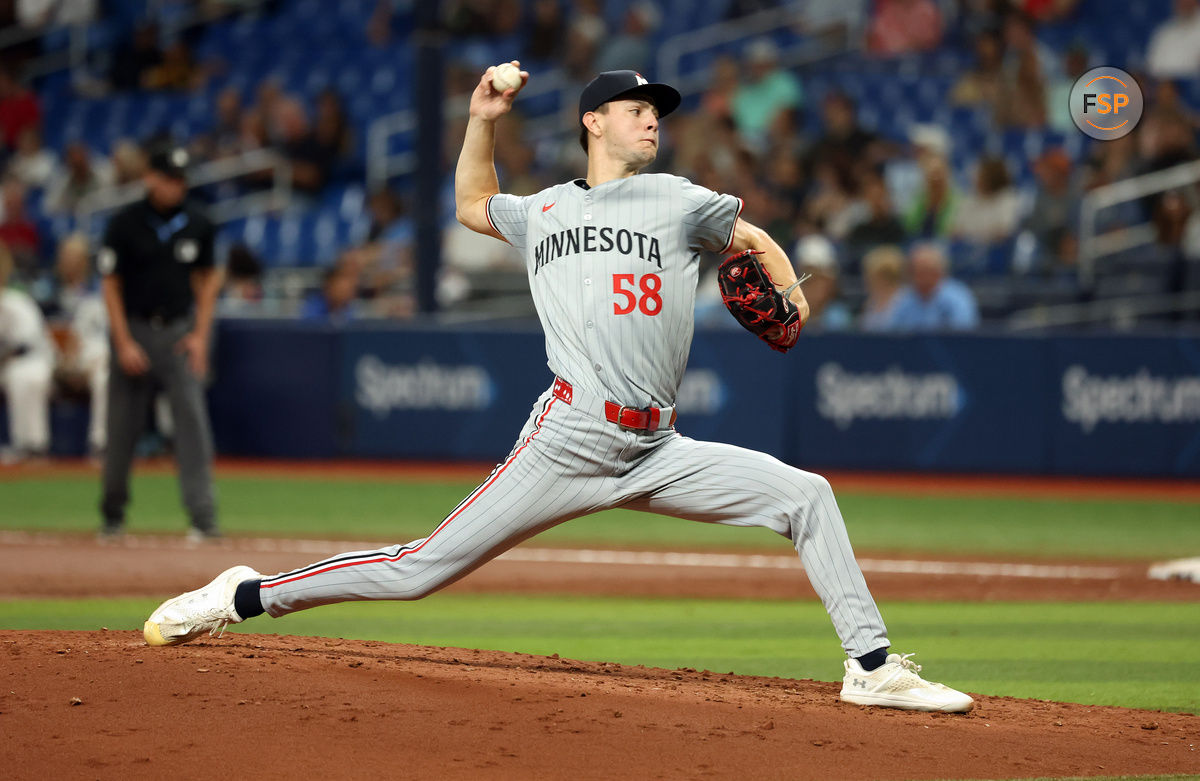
[716,250,804,353]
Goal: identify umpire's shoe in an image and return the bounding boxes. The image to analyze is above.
[144,565,262,646]
[840,652,974,712]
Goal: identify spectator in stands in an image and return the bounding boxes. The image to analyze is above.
[301,260,361,323]
[1147,0,1200,79]
[439,217,524,307]
[996,12,1051,128]
[44,141,114,215]
[0,64,40,155]
[806,92,881,187]
[0,176,40,275]
[7,126,57,190]
[1149,190,1196,305]
[194,86,244,162]
[730,38,804,150]
[48,233,108,456]
[218,244,266,317]
[859,244,905,331]
[595,1,660,75]
[700,55,740,125]
[276,100,332,195]
[844,170,906,272]
[885,123,949,216]
[313,89,353,173]
[950,30,1004,113]
[951,156,1022,244]
[445,0,520,37]
[793,234,852,332]
[1023,147,1078,271]
[142,39,205,91]
[888,243,980,330]
[1140,107,1198,175]
[109,22,163,92]
[110,140,148,186]
[902,151,958,240]
[0,242,53,463]
[1046,44,1089,133]
[1002,11,1059,83]
[354,188,413,305]
[523,0,567,62]
[806,159,860,239]
[867,0,944,57]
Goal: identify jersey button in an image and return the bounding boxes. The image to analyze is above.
[586,320,593,328]
[584,213,591,220]
[594,364,603,372]
[584,278,591,286]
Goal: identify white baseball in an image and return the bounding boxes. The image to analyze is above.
[491,63,522,93]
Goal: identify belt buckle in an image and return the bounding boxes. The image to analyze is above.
[616,405,655,431]
[615,405,638,431]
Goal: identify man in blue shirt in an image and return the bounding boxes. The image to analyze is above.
[887,243,979,330]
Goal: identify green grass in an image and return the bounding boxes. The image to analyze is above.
[3,596,1196,714]
[2,473,1199,559]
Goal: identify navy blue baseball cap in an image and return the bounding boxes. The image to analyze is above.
[578,70,681,123]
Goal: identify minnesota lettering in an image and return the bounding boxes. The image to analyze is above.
[534,226,662,274]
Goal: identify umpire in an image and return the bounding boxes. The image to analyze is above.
[98,144,221,541]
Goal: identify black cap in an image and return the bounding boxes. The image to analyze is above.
[147,145,190,180]
[578,70,681,124]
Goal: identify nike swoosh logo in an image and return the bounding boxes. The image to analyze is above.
[542,202,555,212]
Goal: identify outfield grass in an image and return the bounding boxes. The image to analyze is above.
[3,473,1200,559]
[2,596,1196,714]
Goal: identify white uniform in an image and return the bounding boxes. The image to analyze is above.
[59,291,110,451]
[0,288,54,455]
[256,174,889,659]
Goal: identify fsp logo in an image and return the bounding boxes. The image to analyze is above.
[1070,67,1142,140]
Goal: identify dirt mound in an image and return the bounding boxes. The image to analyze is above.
[2,631,1196,780]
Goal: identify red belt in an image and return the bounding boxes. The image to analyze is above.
[552,377,677,431]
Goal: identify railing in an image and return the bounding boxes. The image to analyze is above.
[1077,159,1200,287]
[365,5,863,189]
[74,148,292,233]
[655,1,861,93]
[365,69,570,190]
[3,0,271,81]
[1008,290,1200,331]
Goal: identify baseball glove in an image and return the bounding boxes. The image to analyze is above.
[717,250,805,353]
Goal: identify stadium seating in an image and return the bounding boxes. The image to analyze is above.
[20,0,1198,310]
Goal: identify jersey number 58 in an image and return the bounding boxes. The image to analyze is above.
[612,273,662,316]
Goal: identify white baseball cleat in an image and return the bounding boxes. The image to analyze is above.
[144,565,262,647]
[840,652,974,712]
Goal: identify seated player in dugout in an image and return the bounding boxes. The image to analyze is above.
[144,64,973,713]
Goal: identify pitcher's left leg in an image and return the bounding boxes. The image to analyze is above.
[621,434,888,657]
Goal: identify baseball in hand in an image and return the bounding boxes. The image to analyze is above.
[491,63,522,93]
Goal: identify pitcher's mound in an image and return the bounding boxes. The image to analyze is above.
[2,631,1195,780]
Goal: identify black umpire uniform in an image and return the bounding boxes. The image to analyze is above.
[98,145,221,539]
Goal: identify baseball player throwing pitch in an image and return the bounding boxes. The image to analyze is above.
[145,64,972,713]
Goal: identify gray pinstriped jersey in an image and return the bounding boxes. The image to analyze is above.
[487,174,742,408]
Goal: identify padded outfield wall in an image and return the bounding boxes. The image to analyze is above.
[196,322,1200,477]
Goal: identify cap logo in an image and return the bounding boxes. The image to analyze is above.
[634,73,648,85]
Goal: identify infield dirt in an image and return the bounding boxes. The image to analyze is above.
[3,630,1197,780]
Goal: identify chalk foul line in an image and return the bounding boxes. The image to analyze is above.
[0,531,1132,581]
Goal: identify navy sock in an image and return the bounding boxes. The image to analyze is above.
[856,647,889,671]
[233,579,265,620]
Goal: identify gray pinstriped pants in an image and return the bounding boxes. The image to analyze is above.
[257,383,889,657]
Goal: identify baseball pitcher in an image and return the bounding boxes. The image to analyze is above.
[145,65,972,712]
